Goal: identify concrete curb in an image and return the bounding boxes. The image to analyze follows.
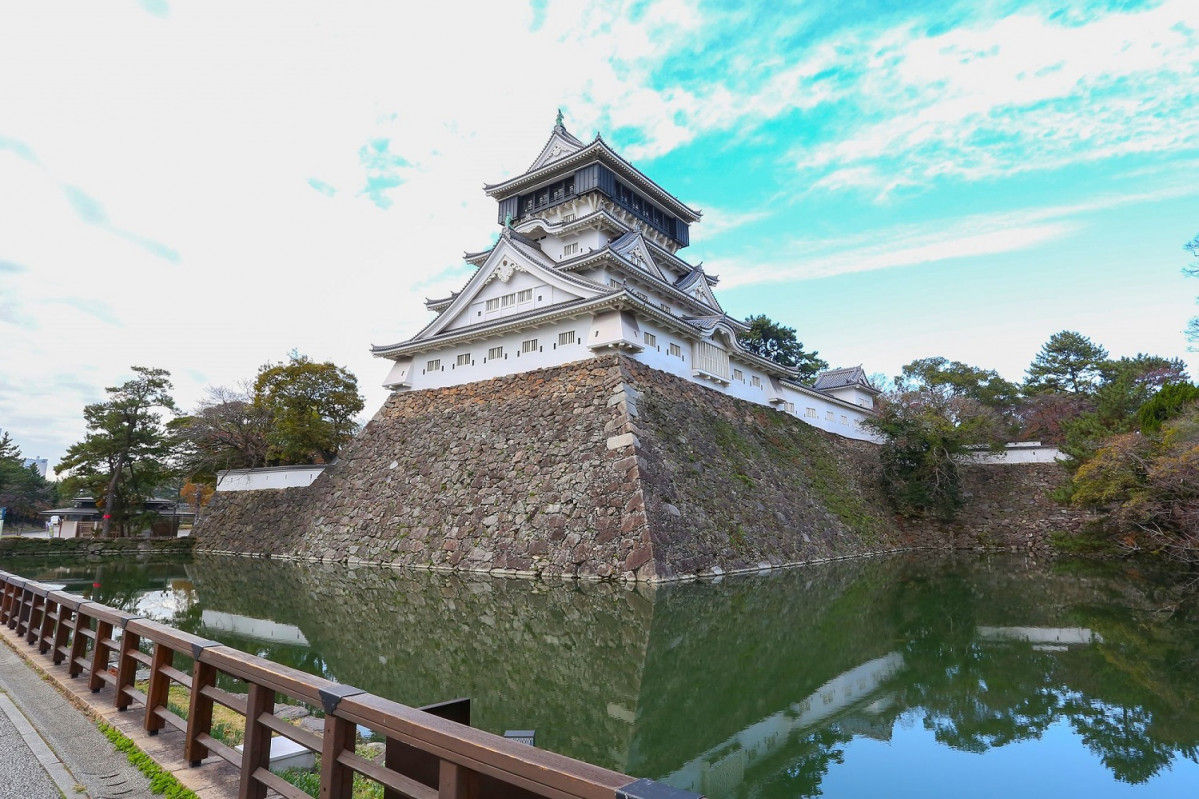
[0,691,82,798]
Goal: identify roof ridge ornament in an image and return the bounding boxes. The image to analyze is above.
[555,108,564,128]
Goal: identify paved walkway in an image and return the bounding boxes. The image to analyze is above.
[0,638,155,799]
[0,622,244,799]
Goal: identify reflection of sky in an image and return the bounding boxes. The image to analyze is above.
[822,715,1199,799]
[132,588,191,620]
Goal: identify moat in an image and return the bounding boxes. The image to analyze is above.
[6,551,1198,798]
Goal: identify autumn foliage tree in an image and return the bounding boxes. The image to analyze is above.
[1070,406,1199,561]
[865,384,1008,520]
[180,354,365,482]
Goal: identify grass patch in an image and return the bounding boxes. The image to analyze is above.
[98,721,198,799]
[137,682,247,746]
[278,743,387,799]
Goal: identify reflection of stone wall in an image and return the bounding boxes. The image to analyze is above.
[629,558,905,777]
[184,555,655,772]
[197,355,1088,580]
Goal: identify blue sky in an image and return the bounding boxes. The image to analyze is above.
[1,0,1196,473]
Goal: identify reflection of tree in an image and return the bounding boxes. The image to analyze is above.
[884,560,1199,785]
[13,552,1199,795]
[777,727,852,799]
[889,571,1062,752]
[1063,695,1176,784]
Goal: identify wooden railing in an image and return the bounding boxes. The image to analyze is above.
[0,569,699,799]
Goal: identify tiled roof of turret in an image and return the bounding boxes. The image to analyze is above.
[813,366,879,393]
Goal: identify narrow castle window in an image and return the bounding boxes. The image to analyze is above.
[669,343,682,358]
[427,359,441,372]
[457,353,471,366]
[488,346,504,360]
[559,331,576,346]
[751,376,761,388]
[644,332,657,347]
[563,242,579,257]
[486,298,500,312]
[521,338,538,354]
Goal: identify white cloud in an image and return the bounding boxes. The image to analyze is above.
[715,183,1198,287]
[792,0,1199,191]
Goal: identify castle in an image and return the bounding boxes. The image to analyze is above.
[371,115,879,440]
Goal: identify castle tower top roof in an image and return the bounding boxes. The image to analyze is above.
[483,114,701,225]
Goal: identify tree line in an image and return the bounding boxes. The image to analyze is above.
[52,353,364,537]
[864,235,1198,563]
[0,432,56,527]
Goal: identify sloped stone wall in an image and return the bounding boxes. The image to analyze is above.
[196,355,1089,580]
[198,357,656,579]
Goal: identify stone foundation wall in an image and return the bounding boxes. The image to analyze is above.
[0,536,195,560]
[196,355,1091,580]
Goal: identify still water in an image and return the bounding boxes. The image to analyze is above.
[7,552,1199,798]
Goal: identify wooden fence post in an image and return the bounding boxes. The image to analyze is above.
[144,642,173,734]
[115,630,141,711]
[238,682,275,799]
[88,619,113,693]
[439,761,478,799]
[52,603,73,665]
[68,605,93,679]
[321,715,357,799]
[38,596,58,655]
[25,592,45,645]
[184,639,222,768]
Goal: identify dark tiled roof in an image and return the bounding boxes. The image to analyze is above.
[813,366,876,392]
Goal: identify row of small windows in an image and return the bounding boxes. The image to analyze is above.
[485,289,533,312]
[423,333,860,431]
[800,406,849,425]
[424,331,580,373]
[613,179,672,234]
[520,177,576,215]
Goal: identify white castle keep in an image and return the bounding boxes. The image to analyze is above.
[372,116,879,441]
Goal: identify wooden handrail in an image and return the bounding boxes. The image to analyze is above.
[0,569,702,799]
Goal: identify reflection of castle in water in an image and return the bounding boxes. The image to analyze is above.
[665,627,1104,797]
[17,553,1199,797]
[200,611,309,646]
[665,653,905,796]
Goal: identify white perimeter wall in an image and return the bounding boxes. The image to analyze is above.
[963,444,1064,465]
[215,466,328,492]
[394,315,879,443]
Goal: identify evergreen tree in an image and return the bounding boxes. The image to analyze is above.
[739,315,828,381]
[0,432,55,526]
[57,367,179,537]
[1025,331,1109,395]
[1185,234,1198,348]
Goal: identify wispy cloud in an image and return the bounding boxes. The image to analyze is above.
[560,0,1197,195]
[717,184,1195,287]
